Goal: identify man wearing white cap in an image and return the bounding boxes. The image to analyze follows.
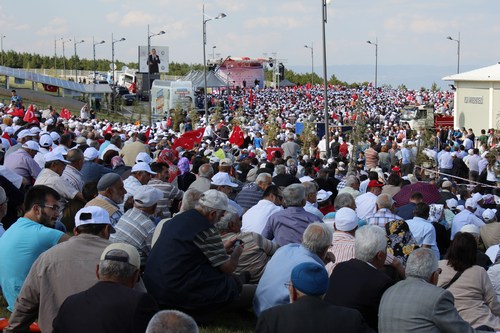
[4,140,41,184]
[4,129,35,157]
[34,133,53,169]
[450,198,485,240]
[52,243,158,333]
[325,207,358,275]
[111,185,163,267]
[35,151,85,208]
[81,147,115,183]
[123,162,157,209]
[480,209,500,249]
[144,190,245,315]
[211,171,244,217]
[5,207,115,333]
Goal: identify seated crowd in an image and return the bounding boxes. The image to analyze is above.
[0,113,499,333]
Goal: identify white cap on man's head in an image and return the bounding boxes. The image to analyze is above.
[483,209,497,222]
[44,151,70,164]
[131,162,157,175]
[211,172,238,188]
[17,129,35,139]
[198,189,228,211]
[465,198,477,210]
[100,243,141,270]
[75,206,114,233]
[334,207,358,231]
[134,186,163,208]
[135,152,152,164]
[22,141,40,152]
[84,147,99,161]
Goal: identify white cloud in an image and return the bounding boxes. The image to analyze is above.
[243,16,305,30]
[119,11,154,27]
[36,18,69,36]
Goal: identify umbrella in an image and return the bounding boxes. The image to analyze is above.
[393,182,441,207]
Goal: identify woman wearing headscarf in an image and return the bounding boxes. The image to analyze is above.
[385,219,418,266]
[157,148,180,183]
[174,157,196,191]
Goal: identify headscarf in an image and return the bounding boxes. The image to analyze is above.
[385,219,418,266]
[157,148,179,183]
[111,156,125,169]
[177,157,190,175]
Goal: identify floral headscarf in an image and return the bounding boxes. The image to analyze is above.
[110,156,125,169]
[385,219,418,266]
[177,157,190,175]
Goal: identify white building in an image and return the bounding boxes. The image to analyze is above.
[443,63,500,134]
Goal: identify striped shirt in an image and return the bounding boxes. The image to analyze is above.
[148,179,184,218]
[235,183,264,210]
[110,207,156,267]
[326,232,355,275]
[194,227,229,267]
[61,165,84,193]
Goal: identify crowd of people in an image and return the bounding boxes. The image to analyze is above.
[0,84,499,332]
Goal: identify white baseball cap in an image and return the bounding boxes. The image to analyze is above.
[100,243,140,270]
[84,147,99,161]
[131,162,157,175]
[134,186,163,208]
[198,189,229,211]
[39,134,53,148]
[22,141,40,152]
[135,152,152,164]
[75,206,115,233]
[483,209,498,222]
[211,172,238,188]
[44,151,70,164]
[17,129,35,139]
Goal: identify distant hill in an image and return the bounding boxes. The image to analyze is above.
[288,64,481,90]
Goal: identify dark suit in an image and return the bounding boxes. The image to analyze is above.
[52,281,158,333]
[256,295,373,333]
[378,277,488,333]
[324,259,394,331]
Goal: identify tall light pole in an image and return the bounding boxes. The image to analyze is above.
[304,43,314,85]
[112,33,126,85]
[93,37,106,82]
[212,45,216,59]
[73,38,85,80]
[366,38,378,88]
[321,0,330,158]
[1,35,6,66]
[446,33,460,74]
[54,37,63,75]
[62,38,71,79]
[147,25,165,125]
[203,5,226,124]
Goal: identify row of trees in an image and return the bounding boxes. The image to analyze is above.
[0,50,441,90]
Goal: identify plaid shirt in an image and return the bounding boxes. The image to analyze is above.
[365,208,403,228]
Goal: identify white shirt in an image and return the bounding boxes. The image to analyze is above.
[34,147,51,169]
[450,209,485,240]
[486,245,500,263]
[100,143,121,159]
[406,216,439,260]
[123,175,143,207]
[241,199,283,234]
[355,192,378,220]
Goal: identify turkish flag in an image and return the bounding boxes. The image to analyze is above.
[8,107,24,117]
[60,108,72,120]
[23,106,39,124]
[172,127,205,150]
[104,123,113,135]
[1,132,12,145]
[229,125,244,147]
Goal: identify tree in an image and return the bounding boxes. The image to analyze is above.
[430,82,440,92]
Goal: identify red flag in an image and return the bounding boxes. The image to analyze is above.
[172,127,205,150]
[8,108,25,118]
[1,132,12,145]
[60,108,72,120]
[23,106,39,124]
[104,123,113,135]
[249,90,254,104]
[229,125,244,147]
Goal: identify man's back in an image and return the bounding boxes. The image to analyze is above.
[324,258,394,331]
[5,235,111,333]
[256,295,371,333]
[241,199,282,234]
[52,281,158,333]
[281,141,300,159]
[379,277,478,333]
[262,207,321,246]
[121,141,149,167]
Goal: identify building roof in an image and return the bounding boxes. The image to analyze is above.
[442,63,500,82]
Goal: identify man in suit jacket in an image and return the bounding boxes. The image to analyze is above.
[378,248,491,333]
[256,262,373,333]
[52,243,158,333]
[324,225,394,331]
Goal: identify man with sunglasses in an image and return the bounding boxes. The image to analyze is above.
[0,185,70,312]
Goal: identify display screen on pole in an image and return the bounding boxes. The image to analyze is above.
[138,46,169,73]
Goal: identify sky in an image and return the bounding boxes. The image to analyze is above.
[1,0,500,88]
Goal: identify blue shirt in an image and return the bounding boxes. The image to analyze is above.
[0,217,63,310]
[262,207,322,246]
[253,244,323,316]
[81,161,115,183]
[401,147,412,165]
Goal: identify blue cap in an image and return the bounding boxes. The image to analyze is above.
[291,262,329,296]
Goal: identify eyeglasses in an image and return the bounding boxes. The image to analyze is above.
[284,282,292,289]
[435,268,442,275]
[0,198,8,206]
[40,204,60,212]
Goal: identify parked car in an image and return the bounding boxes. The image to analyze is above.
[121,93,136,106]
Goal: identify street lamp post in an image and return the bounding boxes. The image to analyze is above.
[304,43,314,85]
[73,39,84,81]
[93,37,106,82]
[203,5,226,124]
[212,45,217,59]
[446,33,460,74]
[62,38,72,79]
[54,37,63,75]
[366,38,378,88]
[147,25,165,125]
[1,35,6,66]
[321,0,330,158]
[111,33,126,111]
